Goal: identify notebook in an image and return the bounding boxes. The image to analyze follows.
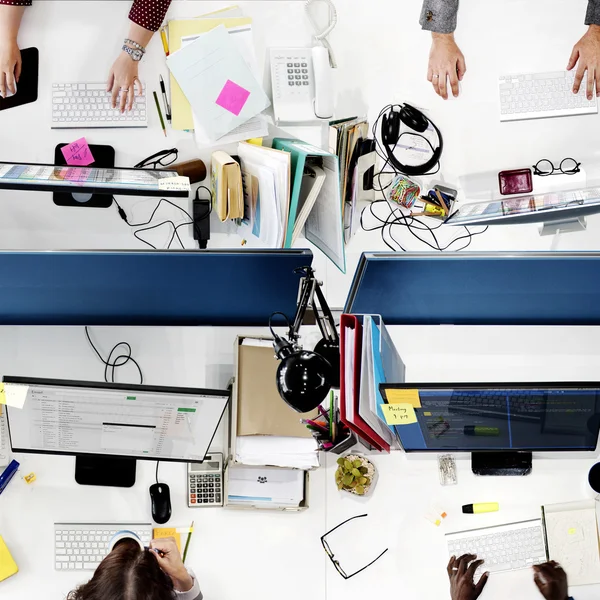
[542,499,600,586]
[0,536,18,582]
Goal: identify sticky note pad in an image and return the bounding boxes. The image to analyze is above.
[61,138,95,167]
[153,528,181,552]
[381,403,417,425]
[568,528,577,535]
[384,388,421,408]
[0,536,18,582]
[3,384,28,409]
[0,383,5,405]
[216,79,250,116]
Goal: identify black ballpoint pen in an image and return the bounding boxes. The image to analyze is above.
[159,74,171,122]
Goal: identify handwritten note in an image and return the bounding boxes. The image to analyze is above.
[381,403,417,426]
[61,138,94,167]
[384,388,421,408]
[0,383,28,409]
[215,79,250,116]
[158,176,190,192]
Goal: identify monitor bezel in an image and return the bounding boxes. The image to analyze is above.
[380,381,600,453]
[4,376,230,464]
[0,161,188,197]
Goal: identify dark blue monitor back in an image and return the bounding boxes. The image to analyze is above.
[0,250,313,325]
[345,252,600,325]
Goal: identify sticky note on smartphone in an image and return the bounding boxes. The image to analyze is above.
[381,403,417,426]
[61,138,94,167]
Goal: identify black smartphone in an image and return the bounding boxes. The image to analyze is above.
[0,47,39,111]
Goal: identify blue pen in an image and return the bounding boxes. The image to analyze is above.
[0,459,19,495]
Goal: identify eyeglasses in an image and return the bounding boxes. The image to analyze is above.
[321,514,388,579]
[532,157,581,177]
[134,148,178,170]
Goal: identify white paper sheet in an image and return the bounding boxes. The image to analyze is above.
[167,25,270,142]
[235,436,319,469]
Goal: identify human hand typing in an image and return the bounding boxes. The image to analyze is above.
[150,537,194,592]
[0,38,20,99]
[106,51,143,113]
[447,554,489,600]
[567,24,600,100]
[427,32,466,99]
[533,561,569,600]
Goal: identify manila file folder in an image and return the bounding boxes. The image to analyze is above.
[0,536,18,582]
[237,343,314,438]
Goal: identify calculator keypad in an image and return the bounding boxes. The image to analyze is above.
[189,473,222,507]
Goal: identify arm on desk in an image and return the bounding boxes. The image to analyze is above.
[150,538,203,600]
[0,2,26,98]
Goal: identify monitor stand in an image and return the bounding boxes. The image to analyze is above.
[539,216,586,237]
[471,451,532,476]
[75,455,136,487]
[53,144,115,208]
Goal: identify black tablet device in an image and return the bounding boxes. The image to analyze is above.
[0,47,39,112]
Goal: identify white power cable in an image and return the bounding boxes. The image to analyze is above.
[305,0,338,68]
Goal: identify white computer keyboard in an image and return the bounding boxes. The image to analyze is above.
[0,407,9,469]
[54,523,152,570]
[499,70,597,122]
[51,82,147,129]
[446,519,548,575]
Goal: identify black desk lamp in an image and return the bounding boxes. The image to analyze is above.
[270,266,340,413]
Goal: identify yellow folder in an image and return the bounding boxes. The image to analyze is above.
[168,17,252,131]
[0,536,18,582]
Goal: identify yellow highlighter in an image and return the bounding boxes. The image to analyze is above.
[462,503,499,514]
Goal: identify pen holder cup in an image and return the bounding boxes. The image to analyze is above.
[328,430,356,455]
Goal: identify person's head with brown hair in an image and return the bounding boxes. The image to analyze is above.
[67,538,175,600]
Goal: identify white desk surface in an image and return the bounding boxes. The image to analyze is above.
[3,1,600,599]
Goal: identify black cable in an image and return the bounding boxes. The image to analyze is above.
[84,326,143,384]
[156,460,160,485]
[361,106,490,252]
[269,311,292,339]
[113,194,212,250]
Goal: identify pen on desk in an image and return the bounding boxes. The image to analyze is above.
[160,27,170,57]
[182,520,194,564]
[159,75,171,122]
[153,91,167,137]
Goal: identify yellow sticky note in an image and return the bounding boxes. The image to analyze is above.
[247,138,263,146]
[0,383,5,405]
[424,411,432,416]
[568,528,577,535]
[385,388,421,408]
[381,403,417,426]
[153,528,182,552]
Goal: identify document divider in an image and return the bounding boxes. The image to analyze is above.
[0,249,313,325]
[345,251,600,325]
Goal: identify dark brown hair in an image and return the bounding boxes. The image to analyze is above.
[67,539,175,600]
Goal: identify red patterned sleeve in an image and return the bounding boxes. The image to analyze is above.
[0,0,32,6]
[128,0,172,33]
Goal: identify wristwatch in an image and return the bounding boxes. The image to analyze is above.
[122,45,144,62]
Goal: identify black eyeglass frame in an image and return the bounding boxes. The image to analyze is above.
[134,148,179,170]
[532,157,581,177]
[320,514,388,579]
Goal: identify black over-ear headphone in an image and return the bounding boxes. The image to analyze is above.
[380,104,443,176]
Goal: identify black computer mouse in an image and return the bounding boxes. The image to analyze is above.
[149,483,172,524]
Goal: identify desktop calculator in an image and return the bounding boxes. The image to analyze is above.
[188,453,223,507]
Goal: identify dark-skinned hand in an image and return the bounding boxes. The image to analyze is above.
[447,554,489,600]
[533,561,569,600]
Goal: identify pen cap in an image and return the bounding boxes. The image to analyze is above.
[168,159,207,184]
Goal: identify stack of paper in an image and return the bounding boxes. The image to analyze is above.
[227,464,305,507]
[235,436,319,470]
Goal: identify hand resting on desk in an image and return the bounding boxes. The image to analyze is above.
[448,555,571,600]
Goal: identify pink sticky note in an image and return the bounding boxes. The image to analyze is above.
[215,80,251,116]
[61,138,94,167]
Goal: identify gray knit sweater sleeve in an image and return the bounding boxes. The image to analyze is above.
[419,0,459,34]
[586,0,600,25]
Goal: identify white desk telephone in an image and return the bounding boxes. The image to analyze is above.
[269,46,335,124]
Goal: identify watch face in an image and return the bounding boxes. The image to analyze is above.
[131,49,143,61]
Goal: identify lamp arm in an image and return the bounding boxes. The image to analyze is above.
[312,277,339,344]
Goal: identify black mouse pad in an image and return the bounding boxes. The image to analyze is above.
[0,47,38,111]
[53,143,115,208]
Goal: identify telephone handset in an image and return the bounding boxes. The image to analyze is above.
[269,46,336,124]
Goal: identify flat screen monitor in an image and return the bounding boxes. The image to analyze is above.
[381,383,600,452]
[445,188,600,226]
[4,376,229,487]
[0,162,189,197]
